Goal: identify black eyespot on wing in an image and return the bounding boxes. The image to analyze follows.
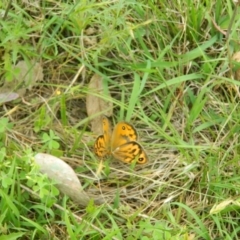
[130,142,148,164]
[137,156,145,163]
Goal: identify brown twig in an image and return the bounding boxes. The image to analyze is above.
[211,17,227,36]
[2,0,13,20]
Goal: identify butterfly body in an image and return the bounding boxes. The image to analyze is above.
[94,117,148,164]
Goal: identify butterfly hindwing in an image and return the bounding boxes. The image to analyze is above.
[94,116,112,158]
[112,141,148,164]
[94,135,107,158]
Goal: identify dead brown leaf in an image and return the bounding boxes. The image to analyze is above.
[15,60,43,90]
[0,92,19,104]
[86,73,113,135]
[2,60,43,96]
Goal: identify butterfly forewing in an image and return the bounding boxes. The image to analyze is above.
[111,122,138,151]
[112,141,148,164]
[102,116,112,148]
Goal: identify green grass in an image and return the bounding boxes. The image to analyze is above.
[1,0,240,239]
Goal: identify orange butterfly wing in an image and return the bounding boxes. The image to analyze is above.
[111,122,148,164]
[112,141,148,164]
[94,116,112,158]
[94,117,148,164]
[111,122,138,150]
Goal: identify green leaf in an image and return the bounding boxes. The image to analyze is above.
[0,232,25,240]
[0,118,13,133]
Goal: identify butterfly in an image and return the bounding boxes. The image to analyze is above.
[94,116,148,164]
